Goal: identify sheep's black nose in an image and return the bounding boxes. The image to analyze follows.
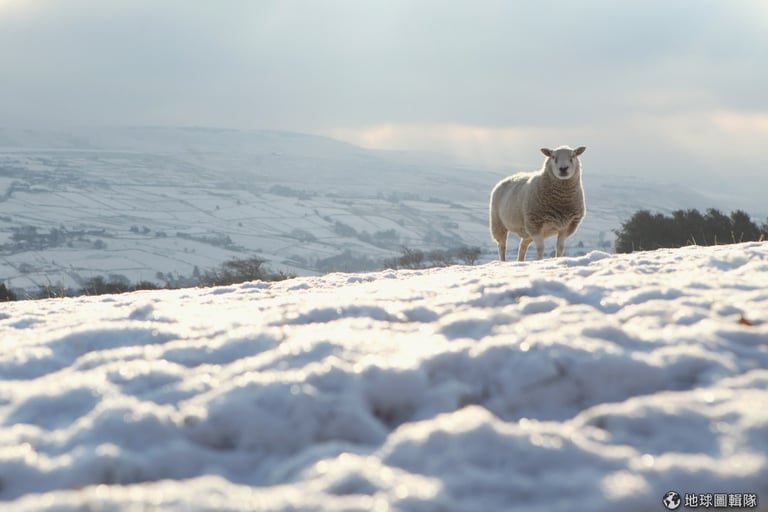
[559,166,568,173]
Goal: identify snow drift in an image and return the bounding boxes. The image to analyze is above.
[1,242,767,511]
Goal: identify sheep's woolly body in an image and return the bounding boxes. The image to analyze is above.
[490,146,586,261]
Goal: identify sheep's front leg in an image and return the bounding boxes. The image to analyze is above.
[517,238,532,261]
[555,231,568,257]
[533,237,545,259]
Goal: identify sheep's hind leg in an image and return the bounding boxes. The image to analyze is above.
[532,237,546,259]
[495,230,508,261]
[555,231,568,257]
[517,238,532,261]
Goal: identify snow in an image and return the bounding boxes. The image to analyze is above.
[1,242,767,511]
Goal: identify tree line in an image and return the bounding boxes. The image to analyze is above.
[1,244,486,302]
[0,256,292,302]
[614,208,766,253]
[384,245,482,269]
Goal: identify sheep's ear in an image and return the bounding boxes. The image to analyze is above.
[541,148,553,157]
[573,146,586,156]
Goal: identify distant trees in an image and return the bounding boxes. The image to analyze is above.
[33,276,161,299]
[333,221,357,237]
[384,245,482,270]
[269,184,313,200]
[198,256,293,287]
[35,284,77,300]
[0,283,17,302]
[1,256,293,302]
[130,225,152,235]
[10,226,64,250]
[80,276,160,296]
[330,221,404,249]
[289,228,317,243]
[316,250,379,273]
[614,208,767,253]
[4,225,108,252]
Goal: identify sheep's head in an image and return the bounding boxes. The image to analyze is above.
[541,146,586,180]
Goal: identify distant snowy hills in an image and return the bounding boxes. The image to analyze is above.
[0,127,746,293]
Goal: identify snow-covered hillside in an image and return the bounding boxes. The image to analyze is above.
[0,127,739,294]
[2,242,767,511]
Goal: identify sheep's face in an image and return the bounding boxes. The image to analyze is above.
[541,146,586,180]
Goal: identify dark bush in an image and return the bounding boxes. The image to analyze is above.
[0,283,17,302]
[199,256,293,286]
[615,208,767,253]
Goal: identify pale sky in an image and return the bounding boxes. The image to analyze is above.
[1,0,767,205]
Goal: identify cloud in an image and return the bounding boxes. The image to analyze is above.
[331,107,768,206]
[0,0,766,206]
[2,0,765,129]
[331,123,583,169]
[644,110,768,170]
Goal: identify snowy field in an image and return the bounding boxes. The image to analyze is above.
[1,242,767,511]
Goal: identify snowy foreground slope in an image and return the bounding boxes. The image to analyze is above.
[1,243,767,511]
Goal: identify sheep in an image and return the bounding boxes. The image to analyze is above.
[489,145,586,261]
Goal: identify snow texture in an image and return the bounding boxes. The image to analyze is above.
[1,242,767,511]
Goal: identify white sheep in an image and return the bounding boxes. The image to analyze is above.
[489,145,586,261]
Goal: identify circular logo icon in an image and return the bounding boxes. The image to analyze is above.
[663,491,682,510]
